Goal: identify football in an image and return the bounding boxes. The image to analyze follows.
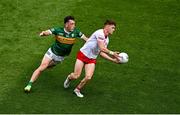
[118,52,129,63]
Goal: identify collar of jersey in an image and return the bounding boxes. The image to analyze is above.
[64,28,73,34]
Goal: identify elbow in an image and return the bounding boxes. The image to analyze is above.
[99,52,103,56]
[99,47,107,52]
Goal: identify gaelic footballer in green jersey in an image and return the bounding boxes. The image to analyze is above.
[49,27,83,56]
[24,16,88,93]
[44,27,84,65]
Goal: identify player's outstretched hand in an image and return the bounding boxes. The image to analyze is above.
[113,51,120,59]
[39,31,44,36]
[113,58,120,64]
[112,51,121,62]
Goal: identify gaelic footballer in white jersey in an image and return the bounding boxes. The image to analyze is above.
[80,29,109,59]
[64,20,121,98]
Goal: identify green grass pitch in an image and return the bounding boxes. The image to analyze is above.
[0,0,179,113]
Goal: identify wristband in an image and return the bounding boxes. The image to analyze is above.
[109,51,114,55]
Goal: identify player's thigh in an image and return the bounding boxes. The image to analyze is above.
[40,55,53,69]
[74,59,84,75]
[84,63,95,78]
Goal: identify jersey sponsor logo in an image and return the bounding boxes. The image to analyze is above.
[55,36,76,44]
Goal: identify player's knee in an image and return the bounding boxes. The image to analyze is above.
[85,76,92,81]
[70,73,80,80]
[39,63,49,71]
[74,73,80,79]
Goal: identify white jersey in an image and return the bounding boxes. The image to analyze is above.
[80,29,109,59]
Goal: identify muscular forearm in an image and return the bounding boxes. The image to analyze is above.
[100,52,116,62]
[97,39,115,55]
[99,47,115,56]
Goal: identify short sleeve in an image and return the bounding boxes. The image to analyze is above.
[96,31,105,41]
[76,29,83,38]
[50,27,58,35]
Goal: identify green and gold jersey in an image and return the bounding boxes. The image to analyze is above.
[49,27,83,56]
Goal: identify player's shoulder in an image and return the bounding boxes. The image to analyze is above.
[55,27,64,31]
[50,27,63,31]
[73,28,81,33]
[94,29,103,34]
[94,29,104,36]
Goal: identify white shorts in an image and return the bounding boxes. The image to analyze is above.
[45,48,65,64]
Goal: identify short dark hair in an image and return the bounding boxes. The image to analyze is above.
[64,16,75,24]
[104,20,116,26]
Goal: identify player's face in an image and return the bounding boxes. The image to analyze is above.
[108,25,116,35]
[65,20,76,32]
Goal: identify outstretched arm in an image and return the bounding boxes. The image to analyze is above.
[39,30,52,36]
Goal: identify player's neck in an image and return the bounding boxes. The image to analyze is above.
[103,29,109,38]
[64,28,71,34]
